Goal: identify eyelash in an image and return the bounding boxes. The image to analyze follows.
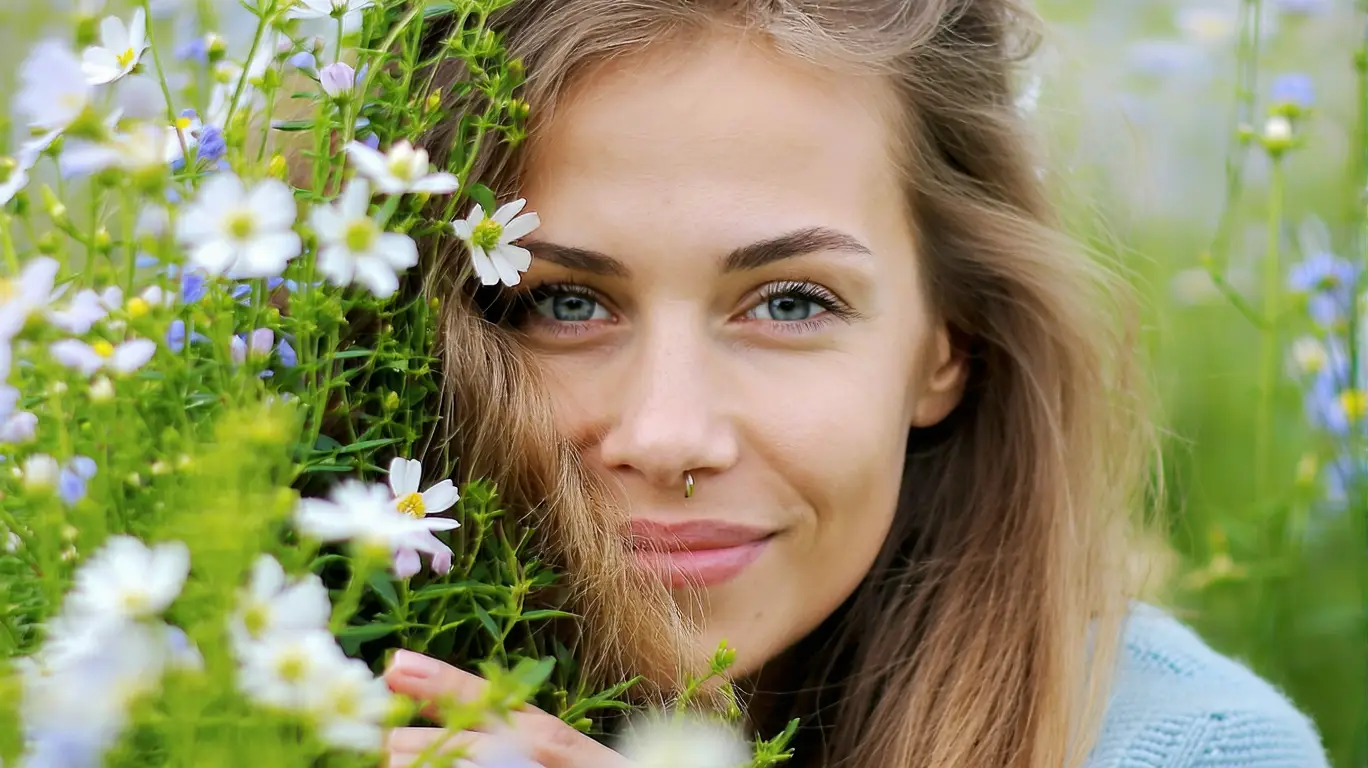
[515,279,857,337]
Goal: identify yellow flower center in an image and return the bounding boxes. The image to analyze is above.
[120,591,149,615]
[175,116,194,131]
[344,218,378,253]
[388,156,416,182]
[126,297,150,318]
[93,341,116,358]
[277,651,307,683]
[1341,389,1368,421]
[396,491,426,518]
[225,210,256,241]
[243,603,270,638]
[470,218,503,250]
[333,687,360,718]
[117,47,137,68]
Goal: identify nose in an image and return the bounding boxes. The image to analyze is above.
[597,320,740,494]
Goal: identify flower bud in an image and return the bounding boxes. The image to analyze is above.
[21,455,60,492]
[1262,115,1295,154]
[40,185,67,225]
[206,33,228,63]
[36,231,62,255]
[89,376,116,403]
[268,153,289,180]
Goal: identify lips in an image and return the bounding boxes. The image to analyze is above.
[629,518,774,589]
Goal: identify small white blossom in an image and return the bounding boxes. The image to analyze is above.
[61,123,178,177]
[237,629,346,711]
[305,655,394,751]
[81,8,149,85]
[0,257,61,341]
[311,180,419,297]
[287,0,375,34]
[16,41,95,135]
[294,480,459,554]
[319,62,357,99]
[345,140,459,196]
[387,457,459,578]
[50,338,156,376]
[229,555,331,653]
[450,199,540,287]
[65,535,190,626]
[176,174,302,278]
[1265,115,1293,143]
[47,286,122,335]
[22,454,60,491]
[617,716,751,768]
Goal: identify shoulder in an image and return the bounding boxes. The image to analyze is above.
[1085,603,1329,768]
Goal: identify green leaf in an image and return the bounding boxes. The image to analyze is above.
[314,434,344,452]
[337,622,402,654]
[271,119,317,132]
[367,572,401,612]
[333,437,403,455]
[467,183,496,215]
[518,609,576,623]
[472,602,500,641]
[333,348,375,360]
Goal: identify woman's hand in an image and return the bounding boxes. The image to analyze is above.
[383,649,634,768]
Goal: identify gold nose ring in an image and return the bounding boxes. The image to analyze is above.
[684,472,695,499]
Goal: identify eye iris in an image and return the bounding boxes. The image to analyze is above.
[552,294,596,321]
[768,296,814,321]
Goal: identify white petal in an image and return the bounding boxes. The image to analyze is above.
[422,518,461,533]
[110,339,156,373]
[309,205,344,242]
[499,212,540,242]
[81,49,123,86]
[339,179,372,219]
[99,16,128,51]
[494,244,532,272]
[376,232,418,269]
[467,203,486,223]
[469,246,499,286]
[345,142,393,184]
[49,340,103,376]
[197,173,248,211]
[419,480,459,514]
[239,232,302,277]
[316,244,357,287]
[146,540,191,611]
[409,173,459,195]
[128,8,148,50]
[354,257,400,298]
[247,180,298,231]
[491,247,526,287]
[392,548,421,579]
[388,457,419,497]
[189,240,238,276]
[491,198,527,226]
[449,218,473,240]
[249,554,286,598]
[295,499,357,541]
[59,139,121,176]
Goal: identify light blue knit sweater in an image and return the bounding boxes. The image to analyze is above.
[1085,604,1330,767]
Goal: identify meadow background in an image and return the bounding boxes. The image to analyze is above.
[1,0,1365,765]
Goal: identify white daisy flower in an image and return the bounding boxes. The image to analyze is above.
[344,140,459,196]
[387,457,459,578]
[61,123,177,178]
[450,199,540,287]
[319,62,357,100]
[229,555,331,654]
[47,286,123,335]
[81,8,149,85]
[287,0,375,34]
[304,655,394,751]
[0,257,61,341]
[65,535,190,625]
[16,41,95,135]
[50,338,157,377]
[617,715,751,768]
[22,454,61,492]
[310,179,419,298]
[294,480,460,554]
[237,629,346,711]
[176,174,302,279]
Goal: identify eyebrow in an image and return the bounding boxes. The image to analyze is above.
[523,226,873,277]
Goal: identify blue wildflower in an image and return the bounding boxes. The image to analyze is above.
[277,339,298,368]
[57,456,97,507]
[1270,73,1315,110]
[176,37,209,64]
[166,319,210,353]
[1288,251,1358,328]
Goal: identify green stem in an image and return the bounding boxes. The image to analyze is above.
[1254,156,1283,502]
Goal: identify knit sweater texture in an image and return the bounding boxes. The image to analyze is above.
[1084,604,1330,767]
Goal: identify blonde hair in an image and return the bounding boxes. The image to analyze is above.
[421,2,1155,766]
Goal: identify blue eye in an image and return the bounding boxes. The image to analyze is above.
[532,289,611,322]
[750,295,828,322]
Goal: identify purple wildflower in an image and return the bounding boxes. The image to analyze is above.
[1288,251,1358,328]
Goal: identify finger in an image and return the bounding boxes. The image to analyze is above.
[384,727,479,767]
[385,727,531,768]
[385,650,491,721]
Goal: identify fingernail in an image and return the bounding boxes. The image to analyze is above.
[391,649,441,679]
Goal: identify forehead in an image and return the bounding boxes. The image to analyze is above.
[519,33,910,251]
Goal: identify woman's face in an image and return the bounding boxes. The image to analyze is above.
[515,34,965,675]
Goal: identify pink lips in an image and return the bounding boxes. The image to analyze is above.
[629,518,773,589]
